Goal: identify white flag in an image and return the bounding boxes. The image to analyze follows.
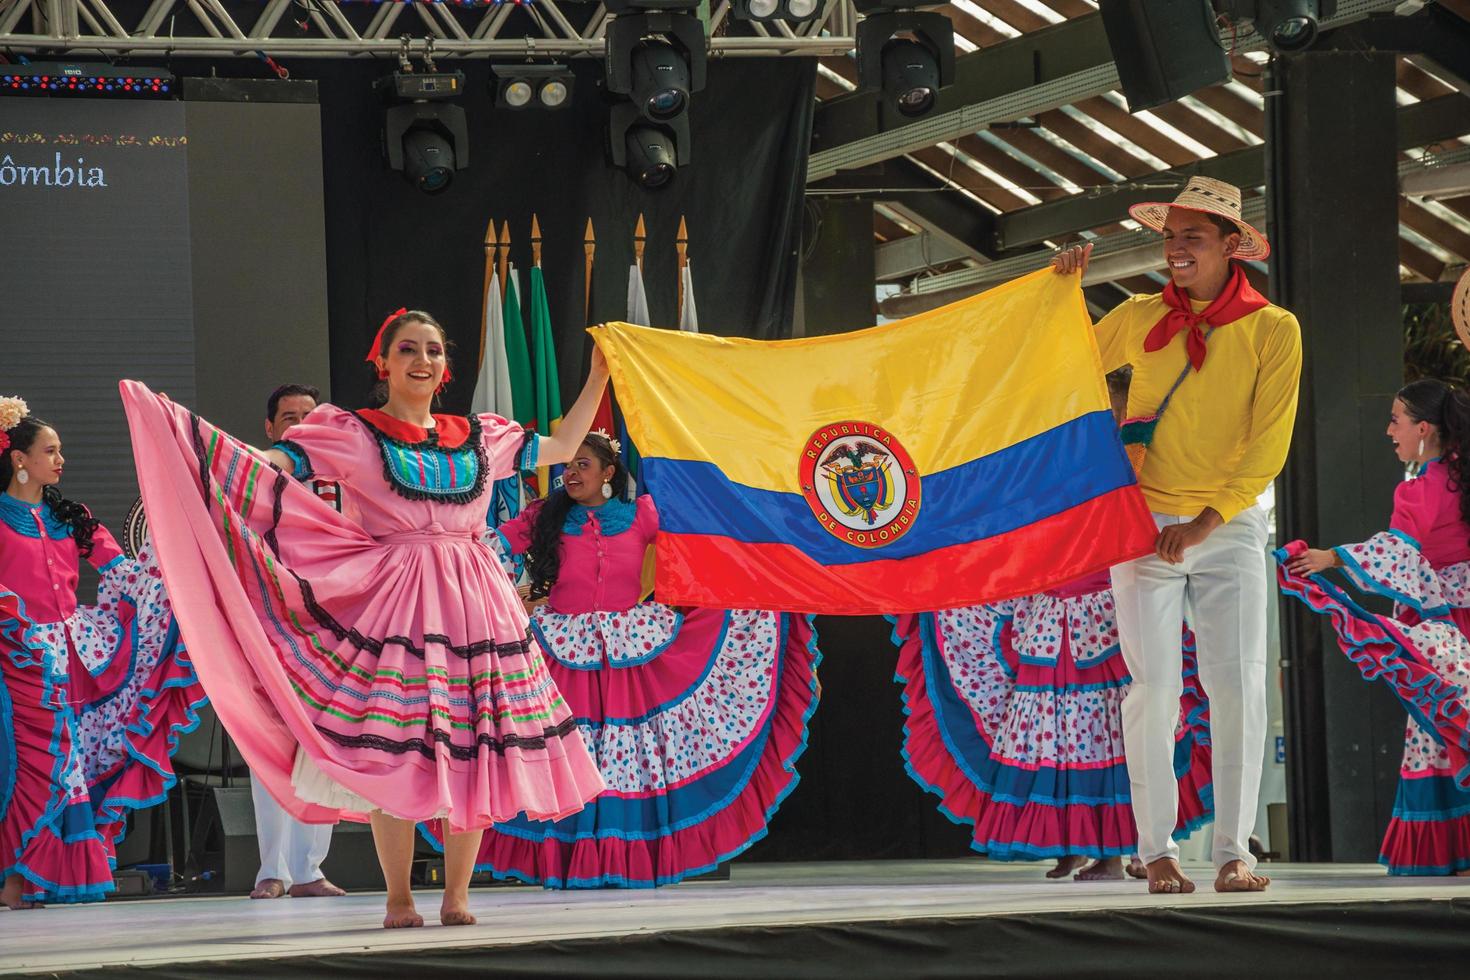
[471,269,515,418]
[627,264,651,326]
[679,262,699,333]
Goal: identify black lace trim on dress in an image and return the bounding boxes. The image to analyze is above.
[190,413,211,514]
[315,715,581,762]
[294,573,533,662]
[353,413,488,506]
[263,469,289,558]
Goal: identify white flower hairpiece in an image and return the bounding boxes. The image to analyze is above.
[0,395,28,433]
[591,427,622,456]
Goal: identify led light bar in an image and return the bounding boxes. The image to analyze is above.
[1,62,174,96]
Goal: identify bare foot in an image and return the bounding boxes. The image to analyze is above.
[383,899,424,929]
[1145,857,1196,895]
[1214,860,1270,893]
[250,878,286,900]
[1126,856,1147,880]
[288,878,346,898]
[440,899,477,927]
[1046,855,1089,879]
[1,873,42,910]
[1074,857,1125,881]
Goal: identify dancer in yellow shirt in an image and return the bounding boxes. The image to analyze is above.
[1054,176,1302,896]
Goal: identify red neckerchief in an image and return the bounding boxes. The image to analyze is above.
[355,409,471,449]
[1143,265,1269,371]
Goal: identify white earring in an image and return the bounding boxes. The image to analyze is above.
[15,468,28,485]
[1419,438,1427,459]
[601,481,613,500]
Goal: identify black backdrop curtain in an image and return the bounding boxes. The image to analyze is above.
[167,53,973,863]
[305,57,816,410]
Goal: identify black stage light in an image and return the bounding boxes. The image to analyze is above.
[605,11,707,113]
[377,70,469,194]
[731,0,822,22]
[605,9,706,188]
[631,40,690,120]
[1216,1,1338,53]
[856,9,955,121]
[608,101,689,189]
[1098,1,1232,113]
[492,64,575,110]
[881,37,941,117]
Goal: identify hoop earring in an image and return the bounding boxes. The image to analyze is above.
[15,468,28,485]
[601,481,613,500]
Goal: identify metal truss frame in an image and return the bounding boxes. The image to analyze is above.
[0,0,859,58]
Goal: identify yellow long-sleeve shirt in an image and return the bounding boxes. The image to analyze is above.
[1095,292,1303,524]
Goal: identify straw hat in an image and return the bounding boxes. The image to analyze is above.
[1453,266,1470,350]
[1128,176,1271,261]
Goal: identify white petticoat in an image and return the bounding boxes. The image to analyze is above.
[288,748,451,820]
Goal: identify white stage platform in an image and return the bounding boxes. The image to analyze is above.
[1,860,1466,978]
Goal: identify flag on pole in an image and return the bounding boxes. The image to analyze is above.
[591,269,1157,614]
[503,265,535,427]
[616,261,652,490]
[530,264,563,496]
[626,264,651,326]
[473,267,516,419]
[678,262,700,334]
[473,264,522,526]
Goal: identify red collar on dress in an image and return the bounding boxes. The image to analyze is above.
[354,409,472,449]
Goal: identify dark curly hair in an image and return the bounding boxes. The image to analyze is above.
[523,433,629,599]
[1398,379,1470,546]
[367,309,453,408]
[1,415,101,557]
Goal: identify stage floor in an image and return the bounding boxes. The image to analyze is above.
[2,860,1467,977]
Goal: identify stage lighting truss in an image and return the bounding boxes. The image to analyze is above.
[492,64,575,110]
[0,1,858,59]
[0,62,173,96]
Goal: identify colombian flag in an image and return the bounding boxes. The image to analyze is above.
[590,270,1156,614]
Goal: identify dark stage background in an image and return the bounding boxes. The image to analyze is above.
[301,57,818,411]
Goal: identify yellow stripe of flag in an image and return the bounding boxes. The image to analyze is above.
[591,269,1108,495]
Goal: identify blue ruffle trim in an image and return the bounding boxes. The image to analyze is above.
[0,493,70,540]
[563,496,637,537]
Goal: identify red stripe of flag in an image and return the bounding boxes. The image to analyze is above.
[653,486,1155,615]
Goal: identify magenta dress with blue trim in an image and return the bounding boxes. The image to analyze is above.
[425,494,822,888]
[0,493,205,903]
[1277,459,1470,875]
[890,571,1212,861]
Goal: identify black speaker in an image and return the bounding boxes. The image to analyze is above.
[1098,0,1233,113]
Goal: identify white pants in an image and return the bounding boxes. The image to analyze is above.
[1112,506,1269,871]
[251,774,334,886]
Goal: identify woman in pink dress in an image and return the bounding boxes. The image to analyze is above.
[120,310,610,927]
[1,399,205,908]
[1279,379,1470,875]
[424,433,821,887]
